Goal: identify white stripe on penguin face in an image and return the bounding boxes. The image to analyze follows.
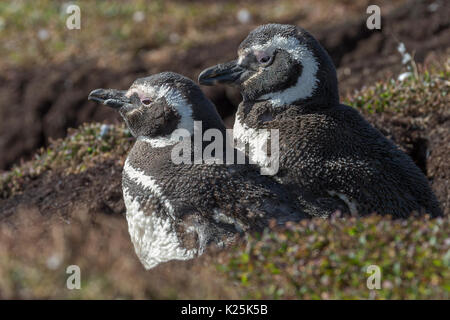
[243,35,319,107]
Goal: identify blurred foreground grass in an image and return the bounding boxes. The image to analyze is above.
[224,215,449,299]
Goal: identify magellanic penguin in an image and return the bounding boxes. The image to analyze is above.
[88,72,308,269]
[199,23,442,218]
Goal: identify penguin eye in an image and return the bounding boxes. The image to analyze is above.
[260,56,270,63]
[141,98,152,106]
[257,54,273,65]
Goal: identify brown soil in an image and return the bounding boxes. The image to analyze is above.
[0,159,124,222]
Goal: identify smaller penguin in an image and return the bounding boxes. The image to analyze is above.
[88,72,307,269]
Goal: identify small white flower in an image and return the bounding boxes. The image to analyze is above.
[397,42,406,54]
[133,11,145,23]
[402,53,412,65]
[428,2,439,12]
[100,124,110,138]
[237,9,251,24]
[38,28,50,41]
[46,254,62,270]
[398,72,412,81]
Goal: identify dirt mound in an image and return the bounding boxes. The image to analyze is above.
[364,106,450,215]
[359,69,450,214]
[0,159,124,222]
[0,0,448,170]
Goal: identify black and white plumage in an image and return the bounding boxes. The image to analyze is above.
[199,23,442,218]
[88,72,307,269]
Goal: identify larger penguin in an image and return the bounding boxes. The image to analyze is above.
[199,23,442,217]
[88,72,307,269]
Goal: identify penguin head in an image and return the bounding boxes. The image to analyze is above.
[88,72,225,139]
[199,24,339,107]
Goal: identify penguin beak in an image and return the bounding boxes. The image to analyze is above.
[198,60,245,86]
[88,88,131,109]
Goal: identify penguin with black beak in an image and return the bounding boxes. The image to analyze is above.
[199,23,442,217]
[88,72,308,269]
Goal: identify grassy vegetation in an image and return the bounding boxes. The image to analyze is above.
[0,0,305,68]
[223,215,449,299]
[0,208,239,299]
[0,0,401,69]
[1,208,447,299]
[0,123,132,198]
[346,65,449,114]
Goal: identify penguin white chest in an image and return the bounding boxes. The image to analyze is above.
[122,159,197,269]
[233,114,272,168]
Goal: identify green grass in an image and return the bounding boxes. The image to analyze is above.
[0,123,133,198]
[222,215,449,299]
[1,204,447,299]
[0,0,318,69]
[346,68,449,113]
[0,0,402,69]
